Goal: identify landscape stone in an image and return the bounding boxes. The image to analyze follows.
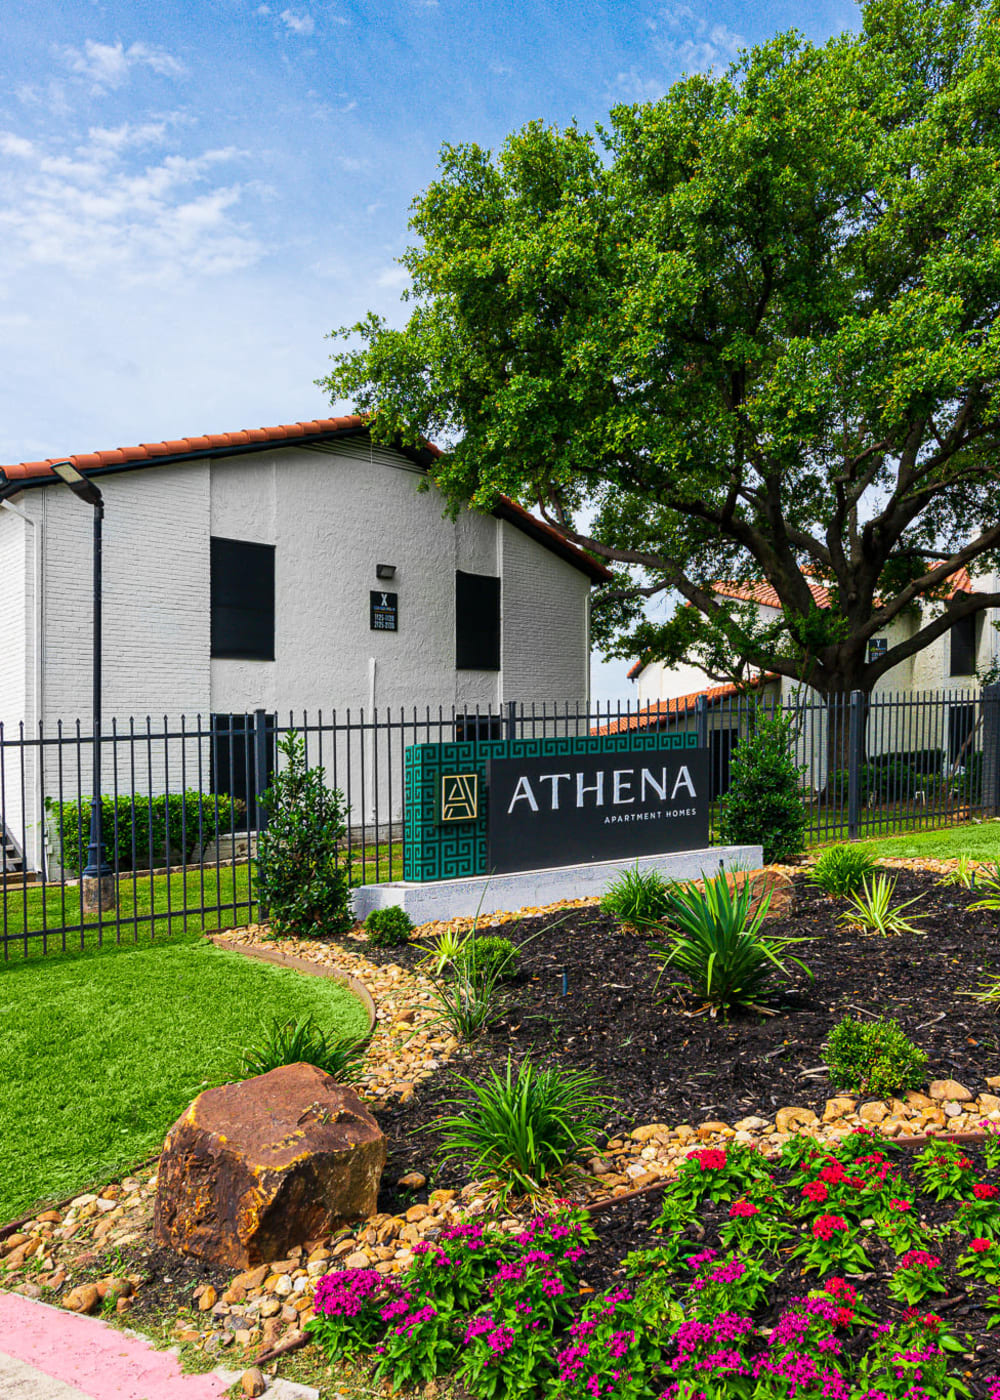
[928,1078,972,1102]
[154,1064,386,1269]
[775,1106,819,1134]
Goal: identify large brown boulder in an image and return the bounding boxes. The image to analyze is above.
[154,1063,385,1269]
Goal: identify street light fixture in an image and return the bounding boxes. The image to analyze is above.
[52,461,114,911]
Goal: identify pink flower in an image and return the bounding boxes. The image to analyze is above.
[687,1148,728,1171]
[802,1180,829,1203]
[728,1200,760,1217]
[812,1214,849,1241]
[973,1182,999,1200]
[971,1238,993,1253]
[887,1198,912,1212]
[898,1250,941,1271]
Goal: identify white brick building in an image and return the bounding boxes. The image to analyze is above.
[0,417,607,869]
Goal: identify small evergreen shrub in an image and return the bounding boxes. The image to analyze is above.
[364,905,414,946]
[239,1014,366,1080]
[600,865,671,925]
[456,934,518,980]
[808,844,878,897]
[825,1016,927,1098]
[717,709,808,863]
[255,731,353,937]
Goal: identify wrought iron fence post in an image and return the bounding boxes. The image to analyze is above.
[982,683,1000,817]
[695,693,708,750]
[506,699,518,746]
[847,690,864,840]
[253,709,270,835]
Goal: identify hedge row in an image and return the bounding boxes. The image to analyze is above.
[46,791,245,875]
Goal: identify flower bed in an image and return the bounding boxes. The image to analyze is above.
[309,1128,1000,1398]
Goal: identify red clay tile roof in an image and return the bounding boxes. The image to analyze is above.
[593,674,777,735]
[0,415,611,584]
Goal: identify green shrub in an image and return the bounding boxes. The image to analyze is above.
[456,934,518,980]
[47,790,244,875]
[364,905,414,946]
[717,709,808,863]
[651,871,811,1014]
[239,1014,366,1080]
[433,1055,611,1203]
[825,1016,927,1098]
[808,844,878,897]
[600,865,672,925]
[255,731,353,937]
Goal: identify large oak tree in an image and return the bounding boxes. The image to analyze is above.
[321,0,1000,700]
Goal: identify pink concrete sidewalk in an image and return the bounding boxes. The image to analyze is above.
[0,1290,231,1399]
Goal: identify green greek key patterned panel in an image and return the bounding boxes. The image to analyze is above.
[403,730,699,882]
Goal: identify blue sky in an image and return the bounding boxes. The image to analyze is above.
[0,0,858,700]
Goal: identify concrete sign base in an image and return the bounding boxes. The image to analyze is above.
[352,843,763,924]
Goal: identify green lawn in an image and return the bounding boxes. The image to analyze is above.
[0,931,370,1223]
[854,819,1000,861]
[1,842,404,964]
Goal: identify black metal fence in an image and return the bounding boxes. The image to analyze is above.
[2,685,998,959]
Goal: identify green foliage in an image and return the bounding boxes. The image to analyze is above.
[417,927,470,974]
[808,844,879,897]
[239,1013,366,1081]
[424,945,509,1040]
[600,866,672,925]
[47,791,244,876]
[825,1016,927,1098]
[650,870,811,1014]
[255,731,353,937]
[839,873,926,936]
[321,0,1000,698]
[363,905,414,946]
[717,710,808,863]
[457,934,519,980]
[936,855,977,889]
[432,1056,611,1203]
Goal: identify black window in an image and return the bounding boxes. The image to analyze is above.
[211,537,275,660]
[456,570,501,670]
[950,613,977,676]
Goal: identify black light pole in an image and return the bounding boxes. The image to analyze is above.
[52,461,114,910]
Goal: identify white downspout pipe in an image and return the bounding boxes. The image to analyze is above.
[1,496,44,874]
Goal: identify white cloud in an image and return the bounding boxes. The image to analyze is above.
[375,265,409,290]
[0,126,262,284]
[278,9,315,35]
[59,39,186,93]
[611,69,669,103]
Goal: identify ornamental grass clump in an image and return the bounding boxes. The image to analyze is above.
[824,1015,927,1099]
[838,873,926,937]
[650,871,811,1015]
[238,1013,366,1080]
[600,865,672,926]
[807,844,879,897]
[432,1056,611,1204]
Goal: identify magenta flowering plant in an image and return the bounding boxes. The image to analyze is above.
[913,1141,977,1202]
[684,1249,776,1319]
[886,1249,948,1306]
[659,1311,755,1398]
[670,1143,771,1207]
[550,1285,669,1400]
[369,1297,457,1387]
[852,1315,971,1399]
[456,1306,552,1400]
[789,1212,873,1275]
[306,1267,401,1361]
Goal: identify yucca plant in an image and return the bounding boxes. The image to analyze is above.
[417,927,470,975]
[600,865,672,926]
[969,861,1000,910]
[239,1014,366,1080]
[937,855,978,890]
[432,1056,611,1203]
[807,844,878,897]
[650,872,811,1016]
[838,874,926,937]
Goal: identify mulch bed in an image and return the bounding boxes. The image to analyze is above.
[361,870,1000,1205]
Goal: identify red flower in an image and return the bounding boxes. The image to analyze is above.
[819,1162,848,1185]
[971,1238,993,1253]
[812,1215,849,1241]
[973,1183,1000,1200]
[687,1149,728,1171]
[826,1277,857,1302]
[728,1201,760,1218]
[887,1198,912,1213]
[802,1181,829,1203]
[898,1250,941,1271]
